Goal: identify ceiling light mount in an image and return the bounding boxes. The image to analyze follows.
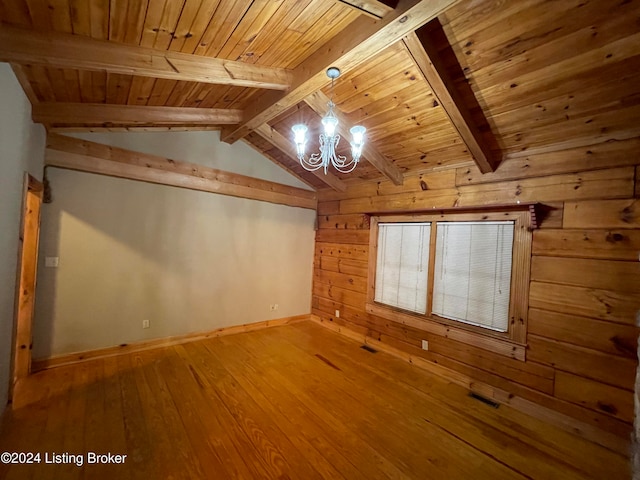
[291,67,365,175]
[326,67,341,80]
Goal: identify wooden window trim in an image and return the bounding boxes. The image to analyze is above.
[366,208,533,361]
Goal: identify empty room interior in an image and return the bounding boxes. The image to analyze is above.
[1,0,640,478]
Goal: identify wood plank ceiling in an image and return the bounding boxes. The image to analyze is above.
[0,0,638,190]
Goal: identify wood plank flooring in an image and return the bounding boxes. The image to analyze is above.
[0,321,631,479]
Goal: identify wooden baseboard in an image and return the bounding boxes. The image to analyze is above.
[32,314,310,371]
[310,314,630,456]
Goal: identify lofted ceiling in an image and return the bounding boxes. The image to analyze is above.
[0,0,639,192]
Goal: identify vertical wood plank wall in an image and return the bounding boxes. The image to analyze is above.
[312,138,640,440]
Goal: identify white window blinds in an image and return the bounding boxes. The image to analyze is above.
[374,223,430,314]
[432,221,514,332]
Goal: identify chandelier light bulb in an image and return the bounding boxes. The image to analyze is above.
[350,125,366,160]
[291,124,307,156]
[350,125,366,145]
[322,110,339,137]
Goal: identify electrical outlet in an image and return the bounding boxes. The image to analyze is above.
[335,309,340,318]
[142,319,150,329]
[270,304,279,311]
[421,340,429,351]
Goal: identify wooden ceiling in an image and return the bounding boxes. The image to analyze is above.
[1,0,638,191]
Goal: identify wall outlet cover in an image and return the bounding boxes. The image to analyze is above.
[45,256,59,267]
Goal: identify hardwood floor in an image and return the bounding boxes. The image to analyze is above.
[0,321,630,479]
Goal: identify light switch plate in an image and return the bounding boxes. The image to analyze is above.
[45,257,59,268]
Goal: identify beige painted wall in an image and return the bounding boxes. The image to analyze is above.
[33,132,316,358]
[0,63,46,408]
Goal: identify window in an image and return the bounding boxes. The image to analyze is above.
[375,223,430,314]
[432,221,513,332]
[367,209,533,360]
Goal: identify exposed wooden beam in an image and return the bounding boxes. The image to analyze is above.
[221,0,462,144]
[254,124,348,193]
[33,103,242,127]
[403,28,499,173]
[0,25,292,90]
[50,126,221,133]
[45,134,317,210]
[304,91,404,185]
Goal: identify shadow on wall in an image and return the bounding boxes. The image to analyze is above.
[33,168,316,359]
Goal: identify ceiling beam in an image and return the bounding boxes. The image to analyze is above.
[33,103,242,127]
[49,126,220,133]
[221,0,462,144]
[0,25,291,90]
[304,91,404,185]
[403,28,500,173]
[45,133,317,210]
[254,124,348,192]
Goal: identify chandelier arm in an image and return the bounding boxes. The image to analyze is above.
[299,134,330,172]
[298,155,325,172]
[328,134,358,173]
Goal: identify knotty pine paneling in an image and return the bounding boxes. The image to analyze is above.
[527,335,636,391]
[528,308,638,359]
[564,199,640,229]
[554,371,634,424]
[314,229,369,245]
[321,170,458,202]
[531,256,640,294]
[529,282,640,326]
[456,138,640,186]
[456,167,634,206]
[532,229,640,261]
[317,213,370,230]
[315,242,369,262]
[316,200,340,216]
[313,269,367,294]
[317,256,368,278]
[313,142,640,441]
[312,282,365,310]
[339,188,461,214]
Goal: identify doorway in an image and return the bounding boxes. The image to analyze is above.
[10,173,43,402]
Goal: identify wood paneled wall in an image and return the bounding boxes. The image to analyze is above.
[312,138,640,441]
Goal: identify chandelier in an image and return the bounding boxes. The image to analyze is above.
[291,67,366,174]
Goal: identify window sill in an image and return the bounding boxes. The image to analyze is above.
[366,302,526,361]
